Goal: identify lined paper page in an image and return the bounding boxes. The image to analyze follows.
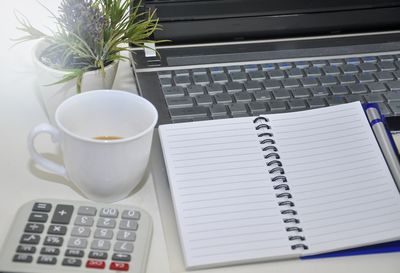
[159,118,293,269]
[268,102,400,255]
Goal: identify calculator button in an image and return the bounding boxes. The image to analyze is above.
[40,247,60,255]
[67,237,88,249]
[100,208,119,218]
[62,258,82,267]
[44,236,63,247]
[32,203,52,212]
[13,254,33,263]
[119,220,138,231]
[97,218,116,228]
[94,228,114,239]
[110,262,129,271]
[71,226,91,237]
[47,225,67,235]
[117,231,136,241]
[78,206,97,216]
[89,251,108,260]
[65,249,84,258]
[114,242,134,253]
[25,223,44,233]
[91,239,111,251]
[122,210,141,220]
[28,213,48,223]
[51,205,74,224]
[74,216,94,227]
[86,260,106,269]
[20,234,40,245]
[16,245,36,254]
[112,253,131,262]
[37,256,57,265]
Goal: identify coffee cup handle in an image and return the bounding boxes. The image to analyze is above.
[27,123,68,179]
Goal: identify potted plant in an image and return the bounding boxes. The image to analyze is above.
[15,0,162,123]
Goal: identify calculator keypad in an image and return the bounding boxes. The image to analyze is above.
[0,200,152,273]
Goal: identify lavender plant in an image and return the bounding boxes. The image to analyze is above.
[15,0,162,92]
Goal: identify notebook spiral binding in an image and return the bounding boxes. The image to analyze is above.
[253,116,309,251]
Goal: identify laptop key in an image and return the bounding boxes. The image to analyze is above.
[248,71,266,81]
[286,68,304,78]
[263,79,281,90]
[300,77,319,87]
[159,78,173,87]
[364,93,384,103]
[340,64,359,74]
[346,94,365,103]
[386,81,400,91]
[322,66,340,75]
[292,87,311,98]
[304,67,321,77]
[230,72,248,82]
[206,83,224,95]
[174,75,191,86]
[253,90,272,101]
[330,85,349,95]
[244,64,259,72]
[361,56,378,63]
[210,67,224,74]
[234,91,253,103]
[248,101,267,114]
[294,61,310,68]
[169,106,209,119]
[225,82,244,93]
[326,96,345,106]
[261,63,276,71]
[307,98,326,108]
[375,71,395,81]
[186,85,204,96]
[192,68,207,75]
[356,73,375,83]
[193,74,210,85]
[348,84,368,94]
[226,66,242,73]
[212,73,229,83]
[388,102,400,115]
[311,60,327,67]
[367,82,387,92]
[268,101,287,112]
[165,97,194,108]
[267,70,286,79]
[378,61,396,71]
[228,103,248,114]
[281,78,300,88]
[162,86,185,97]
[378,55,395,62]
[195,94,213,106]
[310,86,330,96]
[277,62,292,70]
[319,75,337,86]
[244,80,263,91]
[272,89,291,100]
[385,91,400,102]
[337,74,357,84]
[214,93,233,104]
[288,99,307,110]
[210,104,228,117]
[358,63,378,72]
[328,59,345,66]
[345,57,361,64]
[157,71,172,78]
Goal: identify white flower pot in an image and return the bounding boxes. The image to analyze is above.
[32,40,119,124]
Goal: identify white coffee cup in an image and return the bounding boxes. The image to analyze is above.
[27,90,158,202]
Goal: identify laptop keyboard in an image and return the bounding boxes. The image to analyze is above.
[157,54,400,123]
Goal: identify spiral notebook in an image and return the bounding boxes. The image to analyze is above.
[158,102,400,270]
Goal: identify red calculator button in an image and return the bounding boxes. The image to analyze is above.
[86,260,105,269]
[110,262,129,271]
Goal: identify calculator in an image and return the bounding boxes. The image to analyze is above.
[0,199,153,273]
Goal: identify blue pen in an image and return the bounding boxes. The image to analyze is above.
[365,103,400,190]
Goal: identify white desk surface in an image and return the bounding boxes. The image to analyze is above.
[1,1,400,273]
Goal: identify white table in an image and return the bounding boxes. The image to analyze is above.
[0,1,400,273]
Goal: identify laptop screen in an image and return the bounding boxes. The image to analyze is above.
[143,0,400,44]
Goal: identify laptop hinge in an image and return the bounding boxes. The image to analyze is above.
[144,43,157,57]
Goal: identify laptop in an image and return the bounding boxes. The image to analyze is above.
[130,1,400,271]
[130,0,400,126]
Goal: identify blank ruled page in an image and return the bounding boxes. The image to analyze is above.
[268,102,400,255]
[159,118,293,269]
